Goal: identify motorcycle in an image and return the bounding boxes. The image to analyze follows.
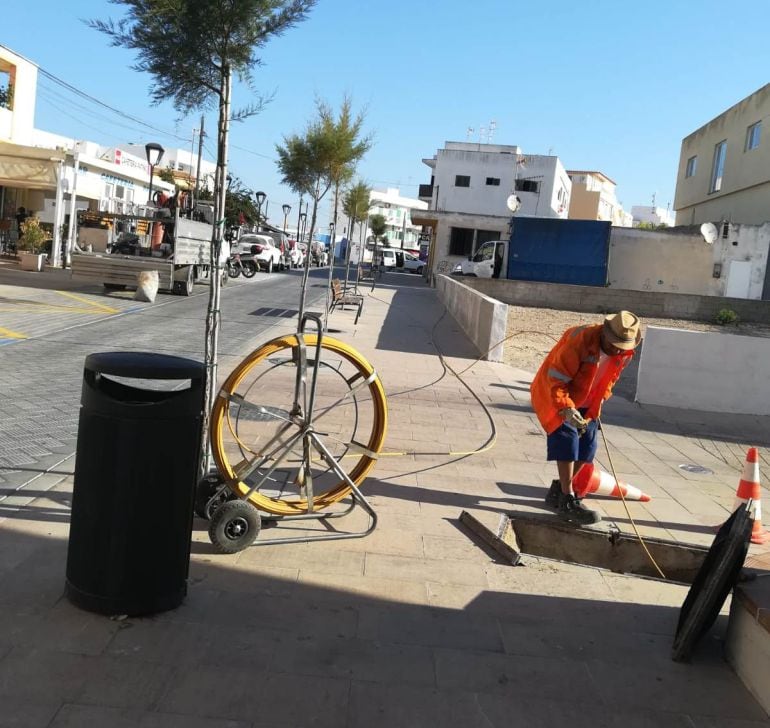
[227,253,258,279]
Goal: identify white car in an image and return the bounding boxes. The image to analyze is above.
[402,252,425,274]
[236,234,283,273]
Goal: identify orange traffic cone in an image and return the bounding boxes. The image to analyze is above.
[572,463,651,502]
[730,447,769,545]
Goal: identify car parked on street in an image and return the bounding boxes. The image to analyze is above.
[235,234,283,273]
[402,252,425,274]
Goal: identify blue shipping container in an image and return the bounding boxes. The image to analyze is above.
[506,218,611,286]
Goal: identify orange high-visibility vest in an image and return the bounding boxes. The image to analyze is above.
[530,324,634,434]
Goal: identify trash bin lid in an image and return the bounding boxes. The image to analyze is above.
[84,352,205,380]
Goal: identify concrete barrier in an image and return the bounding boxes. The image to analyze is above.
[462,277,770,324]
[435,274,508,362]
[636,326,770,415]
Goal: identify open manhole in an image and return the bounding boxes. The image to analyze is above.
[460,510,709,584]
[679,464,714,475]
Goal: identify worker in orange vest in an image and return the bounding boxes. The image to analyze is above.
[530,311,641,524]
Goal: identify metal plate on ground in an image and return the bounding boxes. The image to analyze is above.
[679,464,714,475]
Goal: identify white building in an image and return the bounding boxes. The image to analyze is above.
[120,143,216,191]
[411,141,571,271]
[0,44,189,265]
[365,187,427,249]
[631,205,675,227]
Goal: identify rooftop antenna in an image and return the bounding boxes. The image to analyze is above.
[479,125,487,144]
[651,192,656,209]
[466,126,474,141]
[488,120,497,144]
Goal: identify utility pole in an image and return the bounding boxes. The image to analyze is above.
[194,115,205,204]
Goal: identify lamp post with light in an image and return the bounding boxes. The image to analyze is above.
[145,142,165,205]
[299,211,307,245]
[254,190,266,230]
[281,204,291,233]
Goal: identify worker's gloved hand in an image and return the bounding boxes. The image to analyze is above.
[559,407,588,434]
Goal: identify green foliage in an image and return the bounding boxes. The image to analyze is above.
[17,217,47,254]
[343,180,372,223]
[715,308,739,325]
[0,82,12,109]
[368,213,387,242]
[87,0,315,115]
[636,221,669,230]
[157,167,176,185]
[276,97,371,201]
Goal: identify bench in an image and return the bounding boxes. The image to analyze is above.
[330,278,364,324]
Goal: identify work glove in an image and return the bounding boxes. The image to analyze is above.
[559,407,588,435]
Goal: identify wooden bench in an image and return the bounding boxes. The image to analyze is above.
[330,278,364,324]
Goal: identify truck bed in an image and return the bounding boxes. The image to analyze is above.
[71,252,175,289]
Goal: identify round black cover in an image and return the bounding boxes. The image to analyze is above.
[672,503,752,662]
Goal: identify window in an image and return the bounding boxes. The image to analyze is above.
[746,121,761,151]
[515,179,540,193]
[709,140,727,193]
[485,177,500,186]
[454,175,470,187]
[685,156,697,178]
[476,229,501,246]
[449,227,474,255]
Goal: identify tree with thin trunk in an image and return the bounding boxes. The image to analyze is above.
[368,213,387,267]
[276,98,371,326]
[88,0,315,467]
[342,181,372,291]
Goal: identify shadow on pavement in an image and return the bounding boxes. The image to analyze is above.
[0,504,762,726]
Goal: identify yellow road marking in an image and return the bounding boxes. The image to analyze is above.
[55,291,120,314]
[0,327,27,339]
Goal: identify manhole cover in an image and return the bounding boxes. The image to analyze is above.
[679,464,714,475]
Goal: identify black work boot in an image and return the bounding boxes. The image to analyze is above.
[545,479,561,508]
[557,492,601,525]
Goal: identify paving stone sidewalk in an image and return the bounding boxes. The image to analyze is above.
[0,271,768,727]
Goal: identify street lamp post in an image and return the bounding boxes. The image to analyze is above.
[145,142,165,205]
[254,190,266,231]
[281,203,291,233]
[299,212,307,244]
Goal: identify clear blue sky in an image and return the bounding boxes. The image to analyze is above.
[3,0,769,225]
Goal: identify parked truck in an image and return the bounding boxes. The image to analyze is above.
[452,218,611,287]
[71,202,228,296]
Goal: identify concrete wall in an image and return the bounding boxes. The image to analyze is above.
[608,224,770,299]
[435,274,508,362]
[462,276,770,324]
[0,47,38,145]
[674,84,770,225]
[636,326,770,415]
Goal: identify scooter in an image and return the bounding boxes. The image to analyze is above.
[227,253,258,279]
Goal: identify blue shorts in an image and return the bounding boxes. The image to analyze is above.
[546,411,599,463]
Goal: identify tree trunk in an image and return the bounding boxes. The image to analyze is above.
[297,178,321,328]
[323,180,341,330]
[201,64,231,472]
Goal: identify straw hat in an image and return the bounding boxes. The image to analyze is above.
[603,311,641,350]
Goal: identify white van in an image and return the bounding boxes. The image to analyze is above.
[453,240,507,278]
[379,248,397,270]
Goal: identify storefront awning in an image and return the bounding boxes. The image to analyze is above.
[0,141,66,190]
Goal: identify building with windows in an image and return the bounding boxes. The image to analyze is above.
[411,141,571,272]
[630,205,675,227]
[674,84,770,226]
[567,170,632,227]
[364,187,427,250]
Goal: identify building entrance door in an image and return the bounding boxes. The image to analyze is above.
[725,260,752,299]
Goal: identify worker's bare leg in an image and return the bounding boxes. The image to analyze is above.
[556,461,587,494]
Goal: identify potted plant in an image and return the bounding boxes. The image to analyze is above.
[17,217,48,272]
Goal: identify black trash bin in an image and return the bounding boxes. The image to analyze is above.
[65,352,205,616]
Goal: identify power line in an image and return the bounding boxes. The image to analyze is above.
[36,66,190,143]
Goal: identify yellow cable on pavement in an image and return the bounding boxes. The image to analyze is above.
[599,419,667,580]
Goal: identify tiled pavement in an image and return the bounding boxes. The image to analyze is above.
[0,269,769,726]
